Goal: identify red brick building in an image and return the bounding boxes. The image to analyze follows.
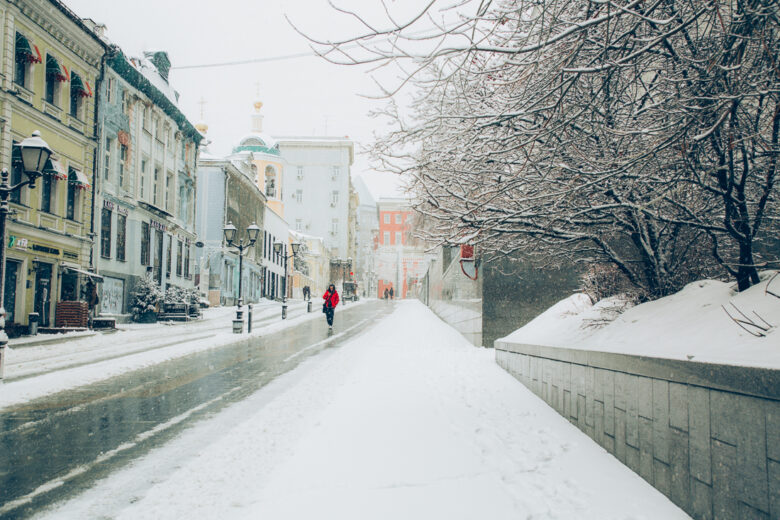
[375,198,427,299]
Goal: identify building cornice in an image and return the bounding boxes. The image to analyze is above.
[10,0,108,68]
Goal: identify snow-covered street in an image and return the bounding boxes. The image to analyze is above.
[32,301,688,519]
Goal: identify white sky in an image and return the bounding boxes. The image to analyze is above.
[61,0,415,199]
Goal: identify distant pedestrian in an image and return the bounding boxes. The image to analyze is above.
[389,287,394,300]
[322,283,340,330]
[383,288,389,300]
[303,285,310,300]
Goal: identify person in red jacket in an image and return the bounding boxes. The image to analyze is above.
[322,284,340,329]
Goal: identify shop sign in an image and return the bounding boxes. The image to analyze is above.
[31,244,60,256]
[103,199,129,216]
[8,235,28,251]
[63,251,79,260]
[151,219,167,232]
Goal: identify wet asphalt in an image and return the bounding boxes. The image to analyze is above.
[0,300,392,519]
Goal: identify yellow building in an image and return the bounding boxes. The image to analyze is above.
[1,1,107,332]
[231,100,286,218]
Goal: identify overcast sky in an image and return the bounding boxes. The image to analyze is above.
[61,0,417,200]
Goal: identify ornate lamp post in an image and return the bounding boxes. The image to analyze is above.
[223,221,260,333]
[0,131,51,381]
[273,241,300,319]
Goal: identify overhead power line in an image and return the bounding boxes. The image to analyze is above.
[172,50,316,70]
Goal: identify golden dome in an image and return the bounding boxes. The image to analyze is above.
[254,101,263,112]
[195,120,208,134]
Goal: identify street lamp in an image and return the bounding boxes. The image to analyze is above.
[223,221,259,333]
[273,241,300,319]
[0,131,52,381]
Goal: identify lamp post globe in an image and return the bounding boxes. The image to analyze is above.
[246,222,260,245]
[223,221,237,245]
[18,131,53,188]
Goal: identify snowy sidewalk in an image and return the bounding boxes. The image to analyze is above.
[37,300,688,519]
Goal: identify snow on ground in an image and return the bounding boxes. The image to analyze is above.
[0,300,365,411]
[37,301,688,520]
[502,271,780,368]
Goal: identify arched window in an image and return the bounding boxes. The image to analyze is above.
[265,166,276,198]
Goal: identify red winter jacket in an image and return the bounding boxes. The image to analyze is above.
[323,290,339,308]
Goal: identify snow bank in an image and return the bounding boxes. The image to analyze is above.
[39,301,687,519]
[501,272,780,368]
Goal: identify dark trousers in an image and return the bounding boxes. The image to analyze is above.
[325,307,334,326]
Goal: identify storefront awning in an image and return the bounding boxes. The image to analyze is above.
[68,168,91,190]
[70,73,92,98]
[61,265,103,282]
[43,157,67,180]
[46,54,68,82]
[15,33,42,64]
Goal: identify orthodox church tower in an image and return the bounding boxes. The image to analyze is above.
[231,99,285,218]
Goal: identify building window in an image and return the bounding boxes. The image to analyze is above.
[153,166,160,206]
[140,158,148,199]
[395,232,402,245]
[117,214,126,261]
[106,76,114,103]
[165,172,174,211]
[384,213,390,224]
[66,171,77,220]
[166,236,172,276]
[104,137,112,180]
[184,245,191,278]
[297,166,304,180]
[383,231,390,244]
[69,71,85,118]
[121,89,127,114]
[14,32,35,89]
[119,144,127,187]
[143,107,151,131]
[331,218,339,235]
[101,208,112,258]
[331,166,340,180]
[40,174,54,213]
[10,144,23,204]
[295,189,302,203]
[176,240,183,276]
[265,166,276,198]
[45,55,63,105]
[296,219,302,231]
[141,221,150,265]
[395,214,402,224]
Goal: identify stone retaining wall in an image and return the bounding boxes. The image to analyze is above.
[495,340,780,520]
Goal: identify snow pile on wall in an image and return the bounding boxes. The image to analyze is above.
[501,272,780,368]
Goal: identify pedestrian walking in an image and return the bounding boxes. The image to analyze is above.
[389,286,394,300]
[322,283,340,330]
[383,288,389,300]
[303,285,310,301]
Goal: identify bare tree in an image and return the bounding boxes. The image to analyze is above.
[302,0,780,295]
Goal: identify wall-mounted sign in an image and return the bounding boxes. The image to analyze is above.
[103,199,129,216]
[150,219,167,232]
[63,251,78,260]
[8,235,28,251]
[31,244,60,256]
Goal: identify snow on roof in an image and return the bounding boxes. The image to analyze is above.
[136,57,179,106]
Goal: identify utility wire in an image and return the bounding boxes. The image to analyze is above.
[172,50,315,70]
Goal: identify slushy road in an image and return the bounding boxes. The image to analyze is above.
[0,300,391,519]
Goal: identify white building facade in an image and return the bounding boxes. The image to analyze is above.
[276,137,354,260]
[95,50,200,317]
